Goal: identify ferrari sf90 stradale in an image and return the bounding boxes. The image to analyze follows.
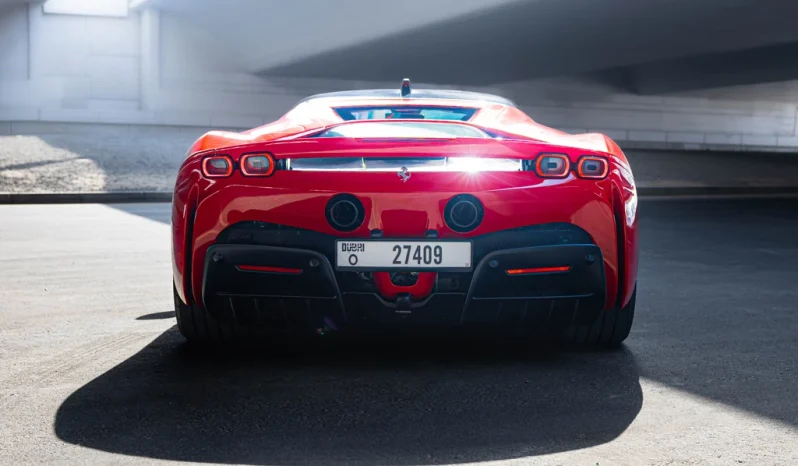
[171,80,639,348]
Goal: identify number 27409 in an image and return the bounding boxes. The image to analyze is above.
[392,245,443,265]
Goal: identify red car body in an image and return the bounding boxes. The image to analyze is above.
[171,83,639,347]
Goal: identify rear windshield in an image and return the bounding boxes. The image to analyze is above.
[335,106,477,121]
[313,121,489,139]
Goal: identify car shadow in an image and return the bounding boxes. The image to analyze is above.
[136,311,176,320]
[54,329,642,465]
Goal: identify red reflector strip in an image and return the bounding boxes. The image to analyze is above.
[237,265,302,274]
[505,266,571,275]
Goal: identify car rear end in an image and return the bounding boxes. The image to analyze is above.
[172,121,637,339]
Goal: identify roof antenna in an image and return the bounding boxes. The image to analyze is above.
[400,78,411,97]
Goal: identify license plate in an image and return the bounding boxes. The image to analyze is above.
[335,240,472,271]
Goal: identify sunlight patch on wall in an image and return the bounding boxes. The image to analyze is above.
[42,0,129,18]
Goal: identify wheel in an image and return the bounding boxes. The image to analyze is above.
[173,284,242,346]
[567,284,636,349]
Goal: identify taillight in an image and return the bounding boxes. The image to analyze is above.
[535,154,570,178]
[506,266,571,275]
[201,155,233,178]
[577,156,609,179]
[240,153,275,177]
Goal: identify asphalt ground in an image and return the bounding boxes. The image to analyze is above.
[0,198,797,465]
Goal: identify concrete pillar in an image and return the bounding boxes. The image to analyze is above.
[139,8,159,111]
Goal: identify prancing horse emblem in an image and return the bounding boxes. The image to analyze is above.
[397,166,411,182]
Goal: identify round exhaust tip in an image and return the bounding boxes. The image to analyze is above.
[326,194,365,232]
[444,194,483,233]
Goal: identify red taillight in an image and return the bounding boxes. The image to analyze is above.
[506,266,571,275]
[240,153,275,177]
[535,154,570,178]
[236,265,302,274]
[577,156,609,179]
[202,155,233,178]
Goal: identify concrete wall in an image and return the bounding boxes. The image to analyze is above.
[2,3,798,152]
[0,3,141,119]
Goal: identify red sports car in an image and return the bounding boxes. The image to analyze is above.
[171,80,639,347]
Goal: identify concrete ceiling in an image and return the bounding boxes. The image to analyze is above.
[0,0,45,5]
[138,0,798,92]
[137,0,523,72]
[0,0,43,9]
[594,42,798,95]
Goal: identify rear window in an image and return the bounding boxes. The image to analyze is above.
[313,121,489,139]
[335,106,477,121]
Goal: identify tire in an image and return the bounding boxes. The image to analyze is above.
[173,284,241,346]
[567,284,636,349]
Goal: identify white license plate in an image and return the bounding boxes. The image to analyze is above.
[335,240,472,271]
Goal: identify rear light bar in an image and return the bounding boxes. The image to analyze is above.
[531,153,609,180]
[199,152,608,180]
[200,152,277,179]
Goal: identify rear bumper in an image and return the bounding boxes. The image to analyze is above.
[201,224,606,335]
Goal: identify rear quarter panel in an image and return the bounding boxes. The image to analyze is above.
[605,139,638,308]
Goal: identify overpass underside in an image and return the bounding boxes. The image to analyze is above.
[138,0,798,93]
[4,0,798,153]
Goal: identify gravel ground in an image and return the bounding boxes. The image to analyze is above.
[2,129,798,192]
[0,131,196,193]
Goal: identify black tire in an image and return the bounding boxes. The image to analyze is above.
[173,284,241,346]
[567,284,636,349]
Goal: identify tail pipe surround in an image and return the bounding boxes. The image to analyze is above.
[325,194,365,232]
[444,194,484,232]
